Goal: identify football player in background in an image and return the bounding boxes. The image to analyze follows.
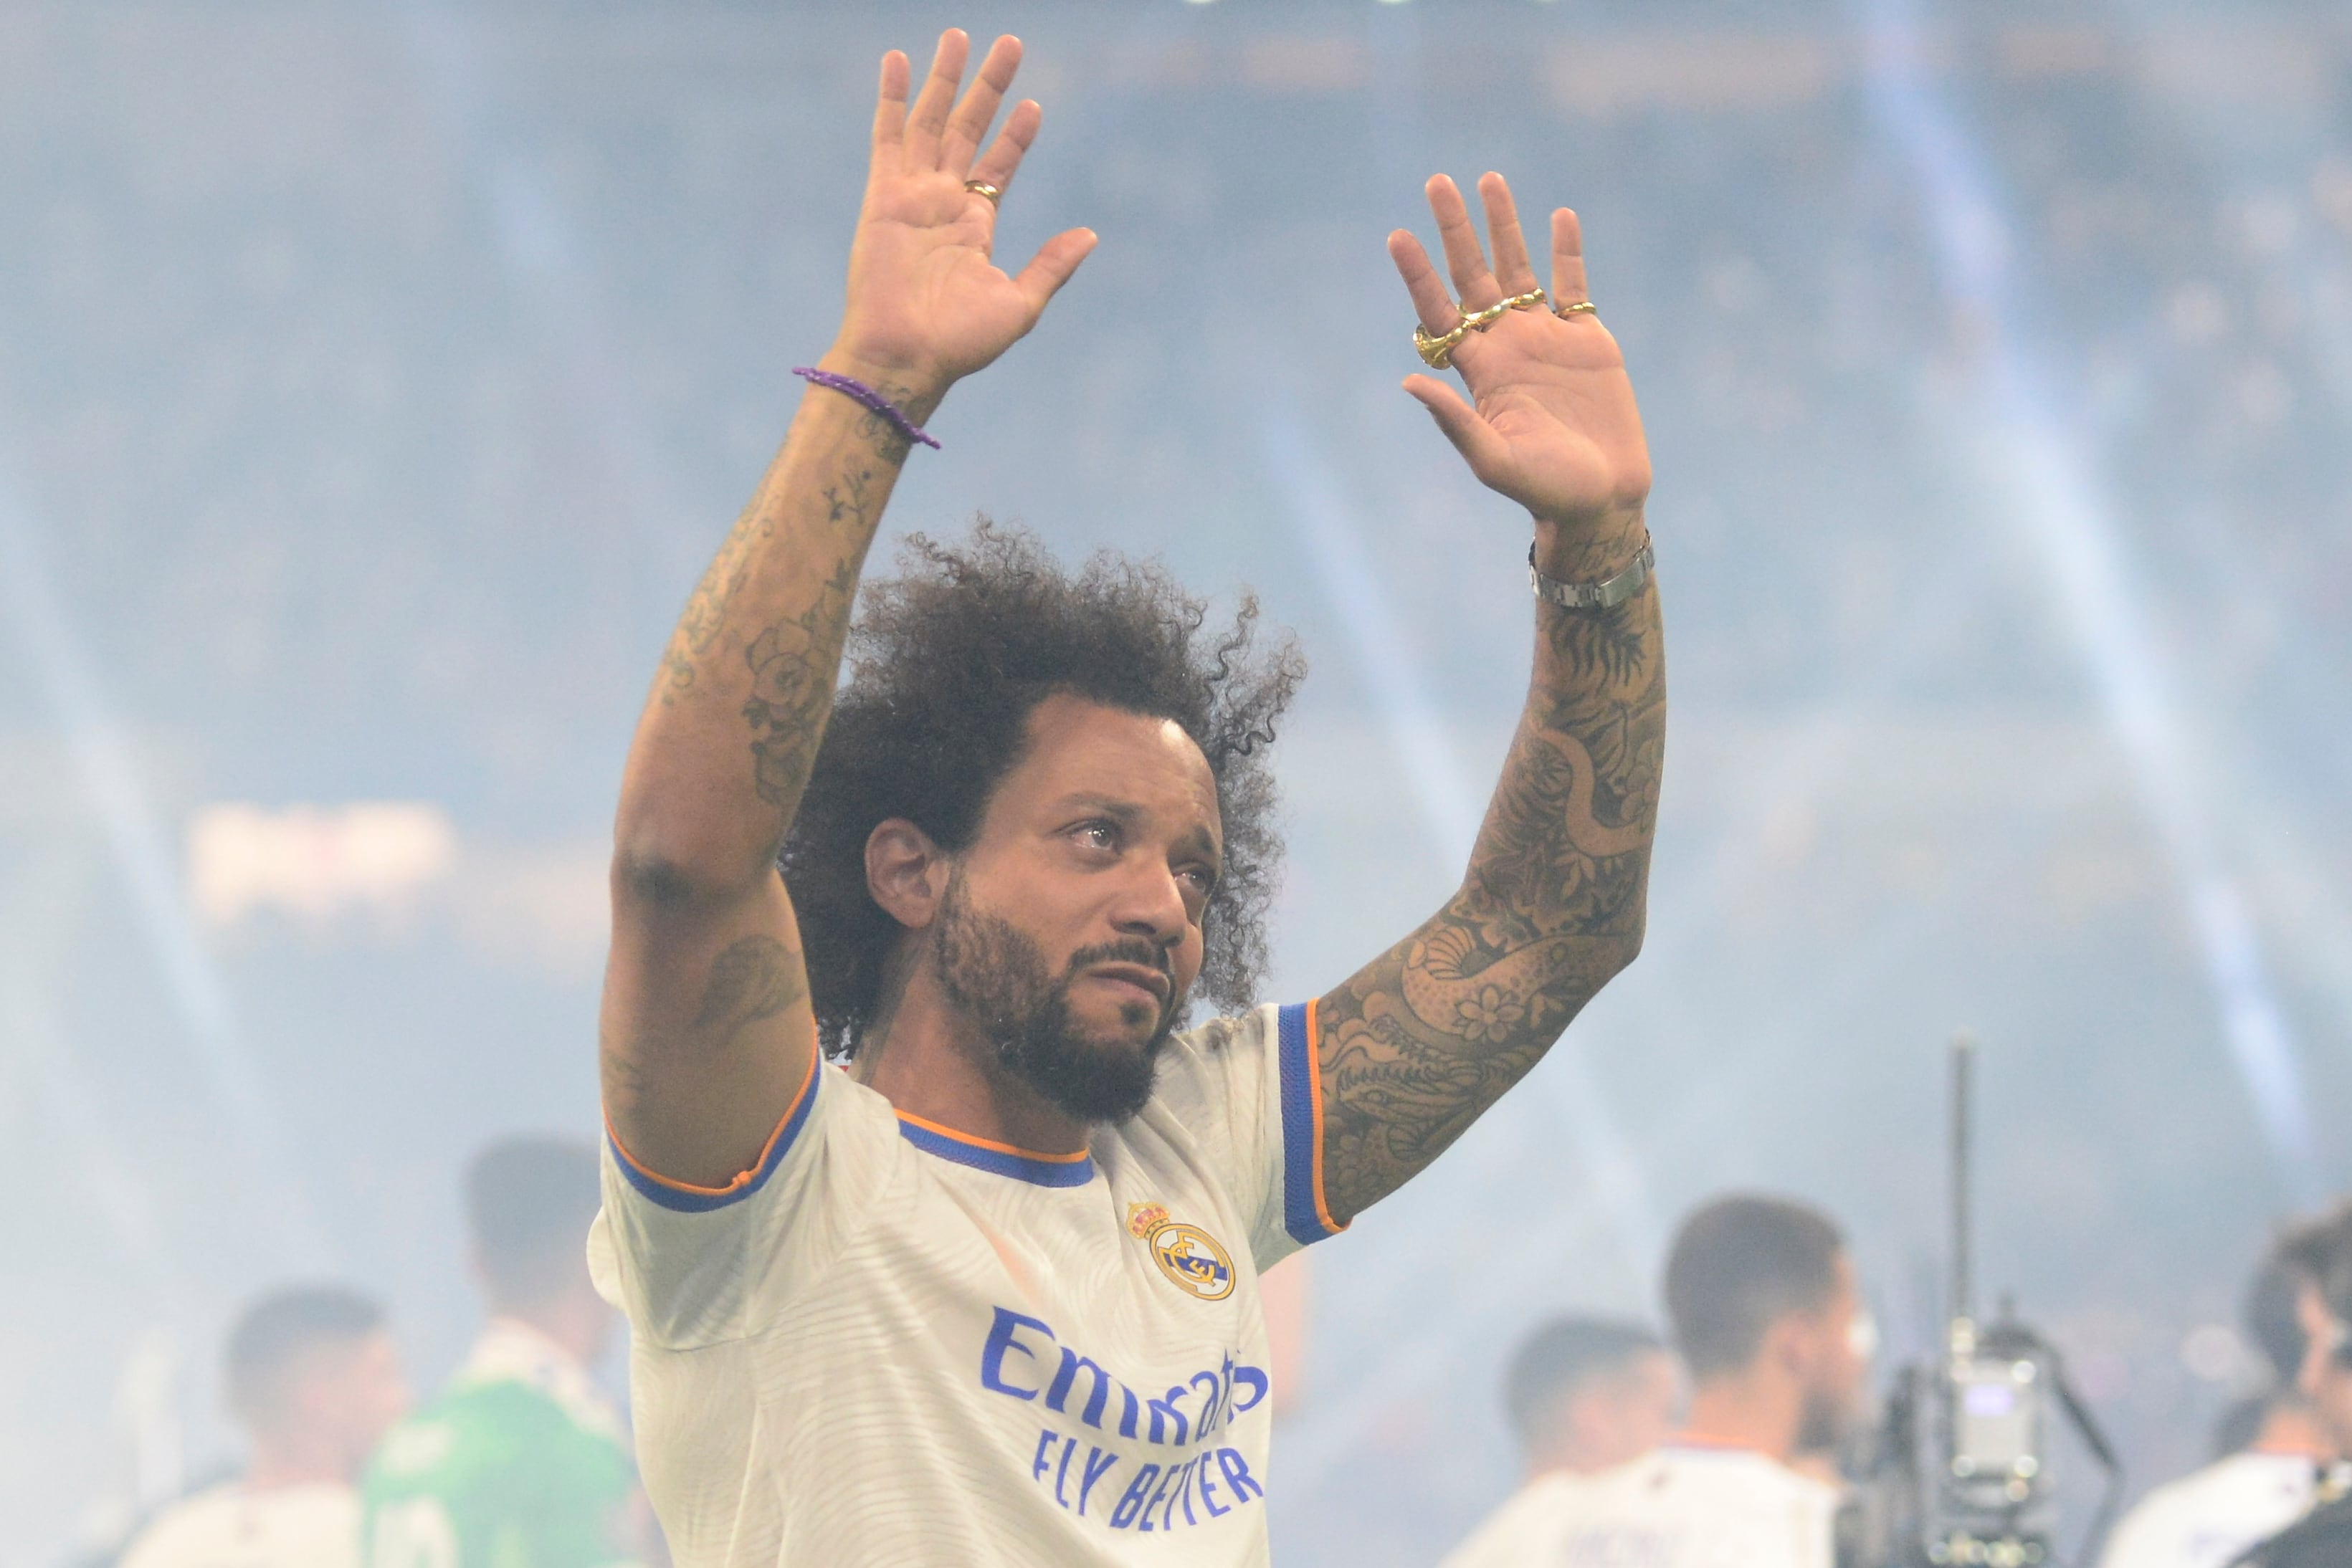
[363,1137,654,1568]
[2100,1250,2333,1568]
[1443,1195,1863,1568]
[122,1286,409,1568]
[2234,1204,2352,1567]
[1498,1316,1678,1481]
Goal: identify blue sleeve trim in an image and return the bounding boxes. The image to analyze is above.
[608,1056,823,1214]
[1277,1001,1345,1245]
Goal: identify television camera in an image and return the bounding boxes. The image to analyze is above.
[1848,1036,2125,1568]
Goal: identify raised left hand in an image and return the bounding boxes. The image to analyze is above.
[1389,173,1652,555]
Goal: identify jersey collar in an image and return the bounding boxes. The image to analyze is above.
[895,1111,1096,1188]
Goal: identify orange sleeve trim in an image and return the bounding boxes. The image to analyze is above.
[1304,996,1346,1237]
[1279,1000,1347,1244]
[604,1040,822,1200]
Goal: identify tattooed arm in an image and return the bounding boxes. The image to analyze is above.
[601,31,1093,1185]
[1314,173,1662,1224]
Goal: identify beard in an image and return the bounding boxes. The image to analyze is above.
[933,872,1183,1125]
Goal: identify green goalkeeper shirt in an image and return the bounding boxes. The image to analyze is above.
[363,1319,642,1568]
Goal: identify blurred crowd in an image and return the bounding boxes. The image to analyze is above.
[1437,1194,2352,1568]
[91,1139,657,1568]
[92,1172,2352,1568]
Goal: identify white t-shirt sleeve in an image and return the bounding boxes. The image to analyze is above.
[1147,1000,1348,1273]
[590,1051,903,1349]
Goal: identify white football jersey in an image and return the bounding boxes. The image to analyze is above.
[118,1482,360,1568]
[1442,1445,1840,1568]
[2100,1450,2325,1568]
[590,1000,1345,1567]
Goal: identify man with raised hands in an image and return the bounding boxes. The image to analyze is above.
[590,28,1663,1566]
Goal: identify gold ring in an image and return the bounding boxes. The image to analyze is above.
[1501,286,1549,313]
[1414,319,1472,369]
[1554,299,1598,319]
[963,180,1003,206]
[1457,298,1512,335]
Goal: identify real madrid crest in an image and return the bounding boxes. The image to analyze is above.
[1126,1202,1235,1302]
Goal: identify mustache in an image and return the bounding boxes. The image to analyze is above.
[1064,938,1183,1026]
[1063,937,1172,983]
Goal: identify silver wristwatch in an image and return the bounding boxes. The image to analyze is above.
[1528,536,1655,611]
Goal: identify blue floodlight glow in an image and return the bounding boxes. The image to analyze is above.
[0,467,329,1268]
[1858,0,2320,1201]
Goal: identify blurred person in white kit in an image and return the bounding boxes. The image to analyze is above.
[120,1286,410,1568]
[2226,1202,2352,1568]
[1498,1316,1679,1481]
[1443,1195,1867,1568]
[2100,1251,2334,1568]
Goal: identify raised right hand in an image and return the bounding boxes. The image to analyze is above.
[833,32,1096,396]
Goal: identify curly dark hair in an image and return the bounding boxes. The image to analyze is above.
[781,522,1305,1060]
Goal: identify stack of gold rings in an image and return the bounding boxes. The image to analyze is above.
[1413,287,1597,368]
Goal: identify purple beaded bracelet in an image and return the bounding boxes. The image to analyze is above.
[791,366,941,451]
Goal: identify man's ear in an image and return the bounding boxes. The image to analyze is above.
[867,818,948,929]
[2299,1284,2338,1400]
[1763,1311,1817,1383]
